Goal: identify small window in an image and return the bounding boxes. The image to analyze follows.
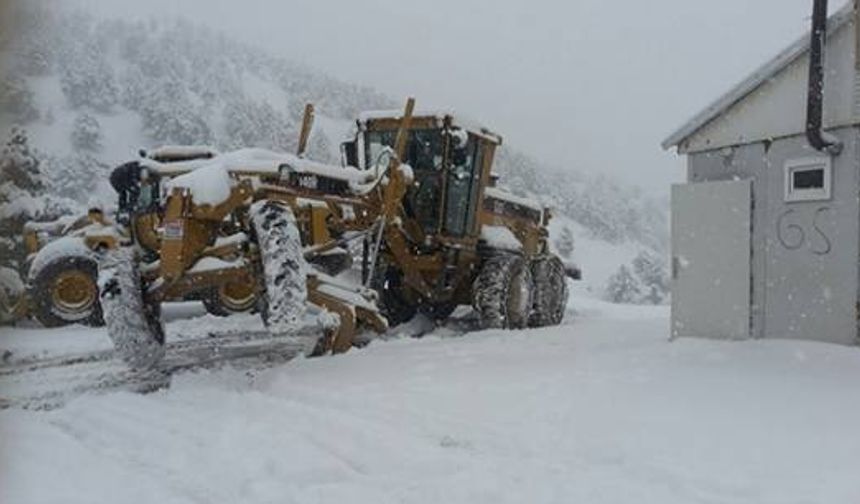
[784,158,831,202]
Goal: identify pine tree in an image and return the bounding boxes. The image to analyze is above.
[555,225,575,259]
[70,112,102,152]
[140,78,211,146]
[0,128,43,268]
[605,265,642,304]
[0,128,42,192]
[0,76,39,123]
[59,42,119,112]
[632,251,669,304]
[221,98,293,152]
[40,153,109,202]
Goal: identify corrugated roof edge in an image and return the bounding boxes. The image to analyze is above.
[661,3,854,151]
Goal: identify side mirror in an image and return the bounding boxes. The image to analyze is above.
[340,140,358,168]
[375,149,393,179]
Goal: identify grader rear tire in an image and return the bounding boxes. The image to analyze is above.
[99,247,165,370]
[528,254,568,327]
[30,255,104,328]
[472,253,534,330]
[250,200,307,333]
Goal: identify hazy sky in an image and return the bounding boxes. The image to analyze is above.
[75,0,848,196]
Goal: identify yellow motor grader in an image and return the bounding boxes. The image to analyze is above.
[3,146,261,328]
[98,98,574,370]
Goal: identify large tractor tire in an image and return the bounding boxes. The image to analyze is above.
[28,242,104,328]
[528,254,569,327]
[99,247,165,370]
[201,281,258,317]
[472,253,534,330]
[250,200,307,333]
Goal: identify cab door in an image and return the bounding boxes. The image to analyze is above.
[442,133,483,236]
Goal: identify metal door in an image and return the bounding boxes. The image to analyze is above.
[671,180,752,340]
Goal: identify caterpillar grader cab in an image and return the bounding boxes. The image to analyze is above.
[341,106,571,329]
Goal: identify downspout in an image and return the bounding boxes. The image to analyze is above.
[806,0,844,154]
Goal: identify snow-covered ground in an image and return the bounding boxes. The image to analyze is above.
[2,289,860,503]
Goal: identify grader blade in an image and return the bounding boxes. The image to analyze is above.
[307,272,388,355]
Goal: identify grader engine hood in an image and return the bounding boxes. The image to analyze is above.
[482,187,543,225]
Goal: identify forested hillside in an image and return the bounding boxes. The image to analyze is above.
[0,3,668,302]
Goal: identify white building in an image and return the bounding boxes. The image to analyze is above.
[663,1,860,344]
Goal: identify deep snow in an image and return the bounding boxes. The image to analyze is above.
[1,290,860,504]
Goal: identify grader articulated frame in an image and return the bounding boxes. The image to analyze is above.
[47,97,572,371]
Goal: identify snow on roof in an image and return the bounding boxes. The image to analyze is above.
[357,108,455,123]
[357,108,502,144]
[661,3,854,150]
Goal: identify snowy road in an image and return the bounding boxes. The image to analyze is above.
[2,296,860,503]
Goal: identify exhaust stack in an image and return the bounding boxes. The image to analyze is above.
[806,0,843,154]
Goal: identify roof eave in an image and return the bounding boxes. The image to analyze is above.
[661,4,854,151]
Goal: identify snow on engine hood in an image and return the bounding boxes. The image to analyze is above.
[151,147,379,201]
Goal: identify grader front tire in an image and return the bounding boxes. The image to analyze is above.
[250,200,308,333]
[99,248,165,370]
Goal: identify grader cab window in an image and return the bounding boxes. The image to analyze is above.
[135,178,161,214]
[443,134,482,236]
[365,128,445,233]
[364,127,481,237]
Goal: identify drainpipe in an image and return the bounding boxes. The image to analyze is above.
[806,0,843,154]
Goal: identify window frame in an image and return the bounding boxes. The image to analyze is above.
[784,157,832,202]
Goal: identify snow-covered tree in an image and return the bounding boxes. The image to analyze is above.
[139,78,211,146]
[0,129,43,268]
[632,251,669,304]
[605,265,642,304]
[0,128,42,193]
[306,130,335,163]
[221,98,294,152]
[71,113,102,152]
[0,76,39,123]
[555,225,575,259]
[119,67,147,111]
[40,153,109,203]
[59,42,119,112]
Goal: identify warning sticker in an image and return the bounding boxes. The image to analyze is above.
[163,221,184,239]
